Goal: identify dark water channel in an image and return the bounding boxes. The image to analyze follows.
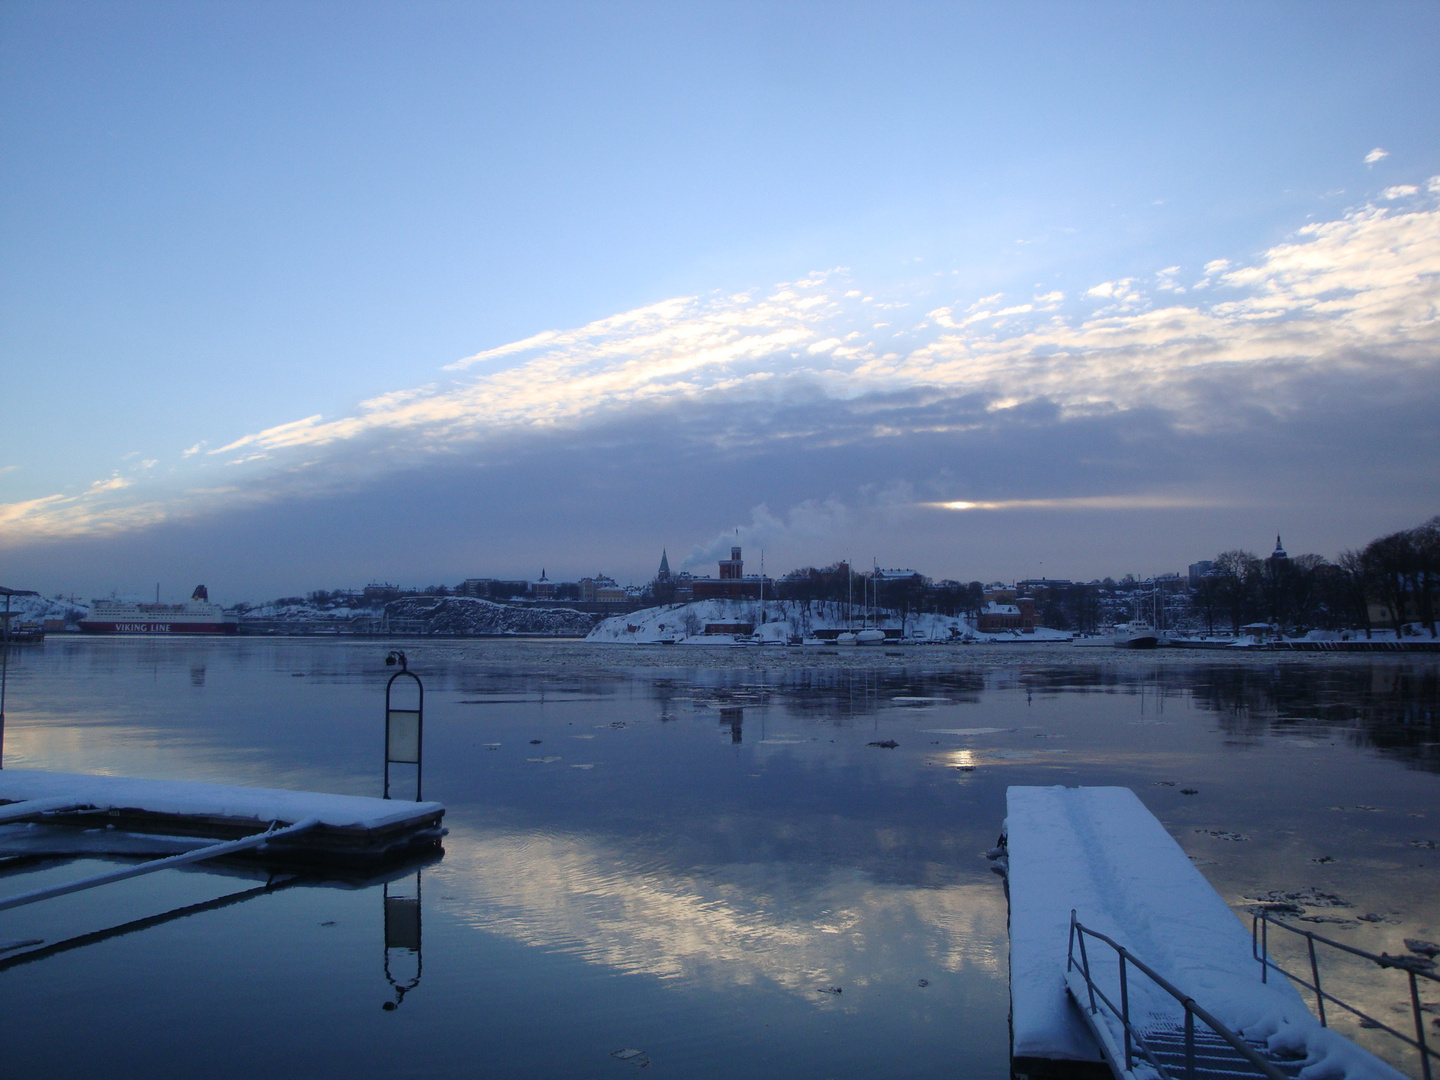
[0,639,1437,1079]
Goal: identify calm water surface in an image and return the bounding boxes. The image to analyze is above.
[1,639,1437,1079]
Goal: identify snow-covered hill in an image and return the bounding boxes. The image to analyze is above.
[1,593,89,627]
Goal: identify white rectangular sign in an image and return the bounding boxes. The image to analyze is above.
[387,709,421,764]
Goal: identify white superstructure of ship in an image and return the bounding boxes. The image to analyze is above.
[80,585,239,635]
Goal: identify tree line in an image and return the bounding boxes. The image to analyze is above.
[769,516,1440,638]
[1190,516,1439,637]
[247,515,1439,638]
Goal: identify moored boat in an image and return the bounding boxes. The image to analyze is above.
[80,586,240,635]
[1071,623,1160,649]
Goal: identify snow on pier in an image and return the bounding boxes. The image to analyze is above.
[0,770,445,864]
[1004,786,1406,1079]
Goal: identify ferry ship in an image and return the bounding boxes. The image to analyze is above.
[80,585,240,635]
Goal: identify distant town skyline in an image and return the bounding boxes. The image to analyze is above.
[26,526,1407,611]
[3,3,1438,600]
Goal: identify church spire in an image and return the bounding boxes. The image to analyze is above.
[658,549,671,581]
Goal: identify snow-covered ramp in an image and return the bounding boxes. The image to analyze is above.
[1005,786,1406,1079]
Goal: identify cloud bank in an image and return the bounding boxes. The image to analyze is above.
[5,181,1439,565]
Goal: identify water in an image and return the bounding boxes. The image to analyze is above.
[1,639,1437,1079]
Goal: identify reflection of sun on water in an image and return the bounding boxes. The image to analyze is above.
[943,749,978,770]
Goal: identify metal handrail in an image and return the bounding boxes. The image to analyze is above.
[1254,910,1437,1080]
[1069,911,1289,1080]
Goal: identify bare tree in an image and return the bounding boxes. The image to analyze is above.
[1213,550,1261,633]
[1191,573,1222,635]
[1362,530,1419,635]
[1335,549,1373,638]
[1415,516,1440,636]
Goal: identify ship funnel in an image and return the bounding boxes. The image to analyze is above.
[191,585,209,601]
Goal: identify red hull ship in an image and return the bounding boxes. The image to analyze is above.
[80,585,240,635]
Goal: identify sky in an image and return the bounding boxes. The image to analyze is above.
[2,1,1439,603]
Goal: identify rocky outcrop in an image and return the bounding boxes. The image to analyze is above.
[383,596,597,636]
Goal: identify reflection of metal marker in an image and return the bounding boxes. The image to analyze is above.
[382,869,423,1011]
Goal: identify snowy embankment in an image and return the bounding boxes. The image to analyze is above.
[1005,786,1405,1079]
[586,599,1071,644]
[383,596,597,636]
[1,594,89,626]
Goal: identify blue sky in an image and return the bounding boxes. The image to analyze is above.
[3,2,1439,601]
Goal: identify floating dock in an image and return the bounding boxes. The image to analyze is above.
[0,769,445,867]
[1003,786,1406,1080]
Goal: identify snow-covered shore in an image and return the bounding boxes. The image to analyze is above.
[586,598,1073,644]
[0,593,89,626]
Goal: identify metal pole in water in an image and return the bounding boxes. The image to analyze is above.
[384,651,424,801]
[0,817,320,912]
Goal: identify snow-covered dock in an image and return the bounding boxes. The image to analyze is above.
[1004,786,1406,1079]
[0,770,445,866]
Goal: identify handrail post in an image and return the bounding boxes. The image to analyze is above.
[1067,909,1076,972]
[1307,931,1326,1026]
[1185,1005,1196,1080]
[1119,949,1132,1072]
[1077,928,1097,1013]
[1068,916,1291,1080]
[1412,970,1433,1080]
[1262,914,1269,983]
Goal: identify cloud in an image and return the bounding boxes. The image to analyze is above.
[1382,185,1418,200]
[5,179,1440,553]
[209,414,326,456]
[684,498,855,570]
[1154,267,1185,294]
[926,494,1228,512]
[1365,147,1388,165]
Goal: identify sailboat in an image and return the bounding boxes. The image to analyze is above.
[855,562,886,644]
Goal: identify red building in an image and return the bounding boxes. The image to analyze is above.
[690,546,771,600]
[976,596,1037,633]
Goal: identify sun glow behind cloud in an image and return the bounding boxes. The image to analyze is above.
[927,495,1227,512]
[4,182,1439,549]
